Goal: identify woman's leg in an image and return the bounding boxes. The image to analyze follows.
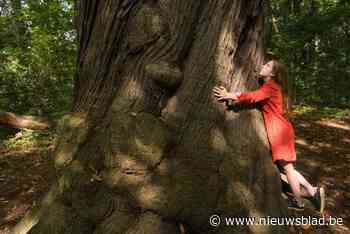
[278,161,325,212]
[279,161,303,204]
[294,170,317,197]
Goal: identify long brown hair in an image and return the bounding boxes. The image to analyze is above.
[271,59,293,117]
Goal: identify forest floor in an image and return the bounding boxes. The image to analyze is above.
[0,106,349,234]
[286,107,350,234]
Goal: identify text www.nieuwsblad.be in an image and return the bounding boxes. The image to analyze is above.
[209,214,343,227]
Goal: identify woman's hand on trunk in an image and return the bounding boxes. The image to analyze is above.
[213,86,239,101]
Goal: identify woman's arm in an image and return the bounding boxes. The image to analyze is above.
[234,84,272,104]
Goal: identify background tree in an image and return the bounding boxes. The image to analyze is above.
[12,1,289,234]
[0,0,76,119]
[267,0,350,107]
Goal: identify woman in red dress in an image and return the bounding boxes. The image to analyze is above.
[213,59,325,212]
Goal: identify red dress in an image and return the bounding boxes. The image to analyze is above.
[235,79,296,163]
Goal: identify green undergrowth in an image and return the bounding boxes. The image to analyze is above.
[292,104,350,120]
[2,129,56,153]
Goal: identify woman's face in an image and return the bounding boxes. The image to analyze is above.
[259,60,275,77]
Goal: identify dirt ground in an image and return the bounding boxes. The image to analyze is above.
[0,112,349,234]
[287,113,350,233]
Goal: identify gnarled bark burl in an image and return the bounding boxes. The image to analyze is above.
[12,1,289,233]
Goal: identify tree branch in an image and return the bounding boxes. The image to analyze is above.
[0,111,51,130]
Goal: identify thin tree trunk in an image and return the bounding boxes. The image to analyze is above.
[10,0,27,50]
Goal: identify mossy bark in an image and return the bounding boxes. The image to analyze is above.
[12,1,289,233]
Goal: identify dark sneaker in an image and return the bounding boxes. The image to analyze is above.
[310,187,325,213]
[287,198,305,211]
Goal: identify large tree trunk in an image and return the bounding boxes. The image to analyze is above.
[12,1,289,233]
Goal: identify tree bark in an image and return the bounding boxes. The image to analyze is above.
[12,1,289,233]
